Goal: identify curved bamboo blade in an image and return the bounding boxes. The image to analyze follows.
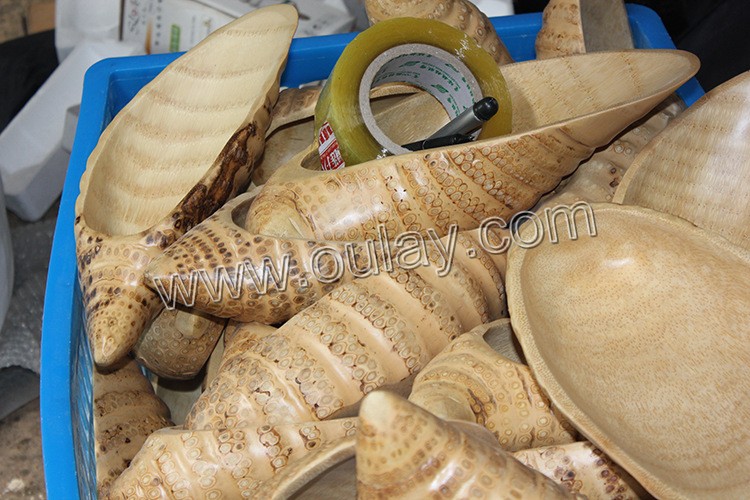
[514,442,649,500]
[184,234,507,430]
[74,6,298,367]
[356,391,578,499]
[364,0,514,65]
[94,359,173,496]
[535,0,586,59]
[614,71,750,251]
[133,307,226,380]
[506,203,750,499]
[145,192,507,325]
[409,319,578,451]
[246,51,699,242]
[106,418,357,499]
[534,94,685,211]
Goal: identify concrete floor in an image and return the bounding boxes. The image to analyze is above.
[0,398,45,499]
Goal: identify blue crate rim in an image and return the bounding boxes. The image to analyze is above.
[39,5,704,498]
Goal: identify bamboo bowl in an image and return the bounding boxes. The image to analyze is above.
[506,203,750,499]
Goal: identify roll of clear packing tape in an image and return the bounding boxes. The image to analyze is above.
[315,17,512,171]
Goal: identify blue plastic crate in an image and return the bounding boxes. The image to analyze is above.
[40,5,703,499]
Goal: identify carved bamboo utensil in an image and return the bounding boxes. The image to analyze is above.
[409,319,578,451]
[185,231,508,430]
[533,0,685,212]
[246,51,698,241]
[94,359,173,496]
[614,71,750,251]
[364,0,514,65]
[356,391,579,499]
[506,203,750,499]
[106,418,357,499]
[74,6,298,367]
[514,442,649,500]
[145,192,507,325]
[133,306,226,379]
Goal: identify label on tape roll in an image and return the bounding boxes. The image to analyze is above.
[315,17,512,169]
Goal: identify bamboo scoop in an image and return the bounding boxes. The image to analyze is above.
[409,319,578,452]
[356,391,580,499]
[614,70,750,251]
[184,230,507,431]
[145,193,506,325]
[246,50,699,241]
[532,0,686,213]
[74,6,298,367]
[506,203,750,498]
[364,0,514,65]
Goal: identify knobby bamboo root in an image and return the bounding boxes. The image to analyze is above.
[356,391,579,499]
[75,6,298,367]
[94,359,173,496]
[134,306,226,379]
[106,418,357,499]
[534,94,686,212]
[409,319,578,451]
[184,228,507,430]
[535,0,586,59]
[246,51,698,242]
[514,442,649,500]
[365,0,514,65]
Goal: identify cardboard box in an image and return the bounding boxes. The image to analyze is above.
[26,1,56,34]
[122,0,354,54]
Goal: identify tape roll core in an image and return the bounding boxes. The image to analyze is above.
[358,44,483,156]
[315,17,512,170]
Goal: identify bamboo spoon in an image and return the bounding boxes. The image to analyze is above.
[356,391,579,499]
[614,70,750,251]
[506,203,750,499]
[246,50,699,241]
[364,0,514,65]
[74,5,298,367]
